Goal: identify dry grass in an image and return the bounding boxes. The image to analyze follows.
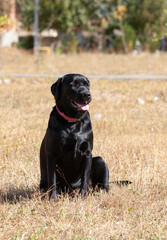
[1,47,167,75]
[0,49,167,240]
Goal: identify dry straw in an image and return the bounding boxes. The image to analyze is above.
[0,49,167,239]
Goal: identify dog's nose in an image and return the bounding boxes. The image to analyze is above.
[83,93,91,100]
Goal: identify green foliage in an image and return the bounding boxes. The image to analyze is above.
[149,39,161,52]
[18,36,34,49]
[39,0,88,32]
[17,0,35,30]
[16,0,167,52]
[17,0,88,32]
[0,14,9,26]
[17,0,118,33]
[59,32,79,53]
[113,35,123,52]
[126,0,167,42]
[0,14,12,31]
[113,23,136,52]
[124,23,136,50]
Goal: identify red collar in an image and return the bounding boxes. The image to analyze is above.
[56,105,79,122]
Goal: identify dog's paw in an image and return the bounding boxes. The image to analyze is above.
[79,188,87,200]
[49,192,58,201]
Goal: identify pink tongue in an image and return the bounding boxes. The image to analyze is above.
[78,104,89,111]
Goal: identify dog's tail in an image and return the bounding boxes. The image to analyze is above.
[109,180,132,187]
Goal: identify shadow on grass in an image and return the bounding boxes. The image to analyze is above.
[0,181,133,204]
[0,185,39,204]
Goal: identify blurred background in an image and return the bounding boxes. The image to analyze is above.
[0,0,167,54]
[0,0,167,80]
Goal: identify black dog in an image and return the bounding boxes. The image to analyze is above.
[40,73,109,199]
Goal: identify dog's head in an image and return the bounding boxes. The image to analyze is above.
[51,74,92,117]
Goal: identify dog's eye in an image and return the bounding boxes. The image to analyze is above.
[76,83,80,87]
[73,82,80,88]
[85,82,90,88]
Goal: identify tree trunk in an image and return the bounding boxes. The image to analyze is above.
[119,18,128,54]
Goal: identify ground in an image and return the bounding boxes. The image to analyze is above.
[0,48,167,240]
[1,47,167,75]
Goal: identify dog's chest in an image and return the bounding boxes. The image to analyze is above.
[60,123,91,155]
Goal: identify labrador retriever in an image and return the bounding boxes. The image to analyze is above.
[40,73,109,199]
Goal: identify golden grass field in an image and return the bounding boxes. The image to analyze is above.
[1,47,167,75]
[0,48,167,239]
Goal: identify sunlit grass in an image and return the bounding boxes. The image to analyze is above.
[0,49,167,239]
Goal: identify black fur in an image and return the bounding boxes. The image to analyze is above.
[40,74,109,199]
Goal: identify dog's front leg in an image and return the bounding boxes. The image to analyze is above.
[47,155,57,200]
[80,154,92,197]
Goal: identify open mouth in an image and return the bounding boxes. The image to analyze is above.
[71,101,90,111]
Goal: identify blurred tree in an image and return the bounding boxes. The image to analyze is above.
[0,15,11,32]
[16,0,167,52]
[17,0,117,51]
[17,0,89,32]
[126,0,167,49]
[114,4,128,53]
[0,0,15,32]
[0,0,10,16]
[17,0,119,32]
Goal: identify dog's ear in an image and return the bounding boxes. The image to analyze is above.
[51,77,63,100]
